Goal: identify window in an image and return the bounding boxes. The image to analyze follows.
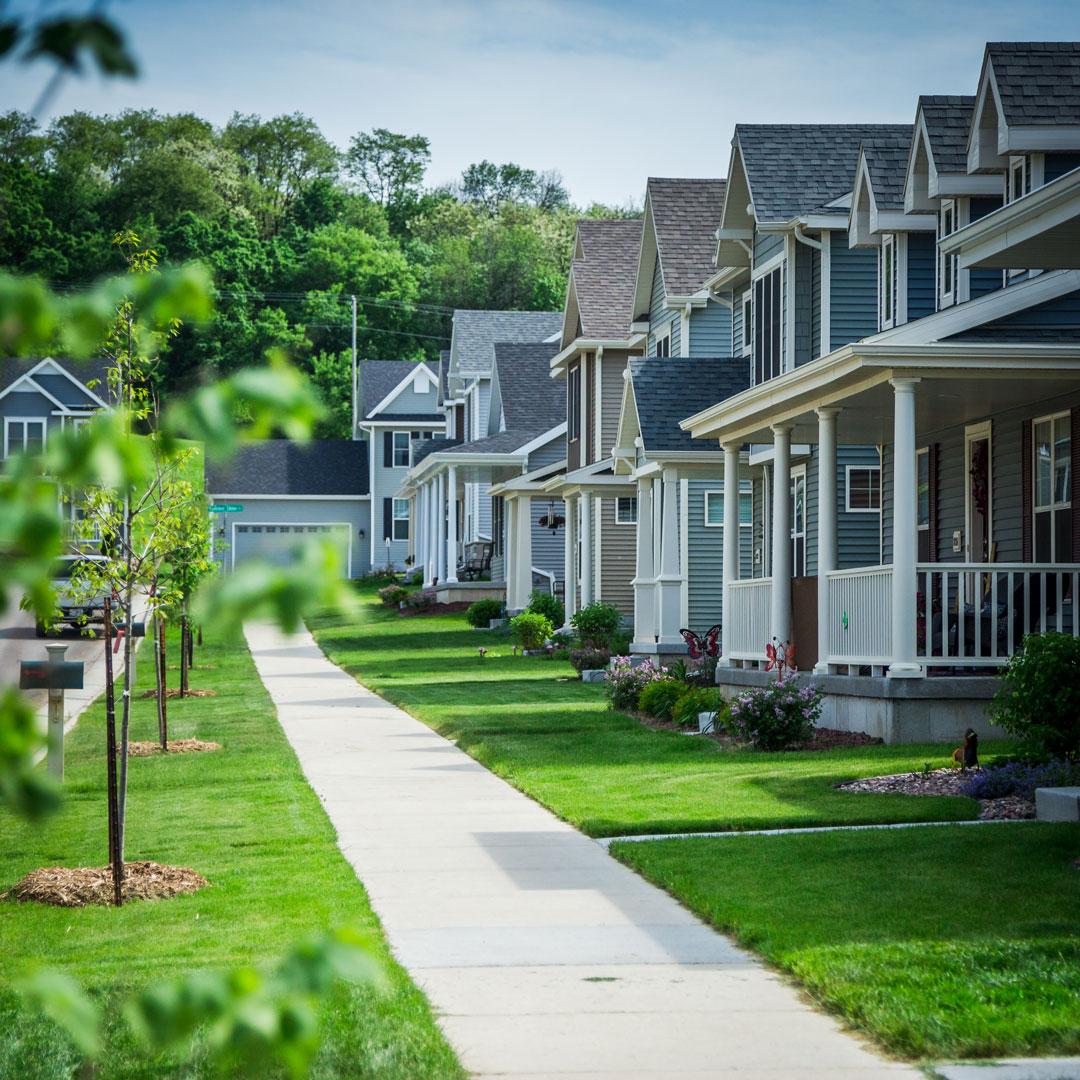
[939,200,958,306]
[740,292,752,357]
[568,364,581,441]
[4,418,46,458]
[880,235,896,329]
[1034,413,1071,562]
[917,448,930,561]
[752,264,783,385]
[492,496,504,556]
[654,327,671,357]
[790,469,806,577]
[846,466,882,512]
[615,497,637,524]
[704,485,752,528]
[392,431,411,468]
[392,498,410,541]
[1007,156,1031,204]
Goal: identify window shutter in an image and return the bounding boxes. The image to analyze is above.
[1072,408,1080,561]
[383,498,393,541]
[1021,419,1033,562]
[383,431,392,463]
[927,443,939,563]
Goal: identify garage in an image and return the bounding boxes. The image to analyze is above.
[232,522,352,571]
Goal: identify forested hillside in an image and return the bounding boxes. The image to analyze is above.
[0,109,638,435]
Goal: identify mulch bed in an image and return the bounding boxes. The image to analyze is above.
[166,664,218,670]
[837,767,1037,821]
[140,688,217,699]
[397,601,473,618]
[2,861,209,907]
[633,715,885,753]
[125,739,221,757]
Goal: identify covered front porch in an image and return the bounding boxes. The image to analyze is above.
[683,342,1080,736]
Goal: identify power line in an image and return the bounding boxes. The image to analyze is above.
[179,320,450,342]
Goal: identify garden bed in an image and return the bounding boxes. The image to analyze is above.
[140,687,217,699]
[126,738,221,757]
[836,767,1036,820]
[3,861,209,907]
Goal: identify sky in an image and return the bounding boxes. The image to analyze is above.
[5,0,1080,207]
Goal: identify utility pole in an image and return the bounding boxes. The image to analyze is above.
[351,294,358,440]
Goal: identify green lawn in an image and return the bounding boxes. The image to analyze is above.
[0,626,464,1080]
[309,586,1009,837]
[612,825,1080,1060]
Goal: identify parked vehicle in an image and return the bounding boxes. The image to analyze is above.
[36,555,119,636]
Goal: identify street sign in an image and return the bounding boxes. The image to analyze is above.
[20,660,85,690]
[209,504,243,512]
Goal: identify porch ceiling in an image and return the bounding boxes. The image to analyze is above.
[683,345,1080,446]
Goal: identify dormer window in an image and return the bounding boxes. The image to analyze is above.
[1007,156,1031,204]
[740,292,752,357]
[939,201,958,307]
[880,235,897,330]
[655,326,671,357]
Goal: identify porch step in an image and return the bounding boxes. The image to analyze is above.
[1035,787,1080,822]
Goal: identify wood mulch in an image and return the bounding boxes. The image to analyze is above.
[166,664,217,670]
[836,767,1037,821]
[2,861,209,907]
[633,714,885,752]
[397,601,474,618]
[125,739,221,757]
[140,688,217,699]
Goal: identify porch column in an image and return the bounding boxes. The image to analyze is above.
[425,481,436,585]
[508,495,533,612]
[889,378,923,677]
[580,494,593,607]
[721,444,740,665]
[770,425,792,646]
[814,409,840,674]
[445,465,459,583]
[418,484,429,583]
[631,477,655,648]
[563,494,577,627]
[435,472,447,584]
[656,467,683,646]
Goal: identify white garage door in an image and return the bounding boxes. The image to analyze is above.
[232,523,352,575]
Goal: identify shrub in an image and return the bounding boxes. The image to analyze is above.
[637,678,685,721]
[377,585,410,607]
[465,598,503,628]
[568,647,611,674]
[362,567,398,585]
[527,589,564,628]
[728,678,823,750]
[509,611,554,651]
[671,686,728,729]
[550,647,570,662]
[990,632,1080,758]
[602,656,667,712]
[410,571,424,586]
[571,601,623,649]
[404,589,435,610]
[958,757,1080,801]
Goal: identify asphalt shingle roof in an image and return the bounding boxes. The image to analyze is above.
[412,437,462,466]
[570,219,641,339]
[862,129,915,211]
[0,357,112,404]
[205,440,369,496]
[648,178,727,295]
[451,310,562,378]
[987,42,1080,127]
[628,358,749,453]
[918,95,976,175]
[737,124,913,221]
[357,359,437,419]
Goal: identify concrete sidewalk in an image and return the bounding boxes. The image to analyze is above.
[246,621,918,1079]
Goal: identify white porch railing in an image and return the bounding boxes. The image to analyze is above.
[918,563,1080,667]
[726,578,772,661]
[826,566,893,666]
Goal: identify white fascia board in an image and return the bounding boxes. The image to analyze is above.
[0,371,69,410]
[1007,126,1080,152]
[514,423,567,458]
[930,172,1004,199]
[791,214,849,231]
[631,194,660,323]
[702,265,750,292]
[207,493,371,501]
[748,444,812,466]
[874,210,937,233]
[32,357,110,409]
[715,227,753,241]
[550,339,635,375]
[968,65,1008,172]
[939,168,1080,262]
[361,419,445,428]
[904,113,937,213]
[367,364,439,417]
[662,295,709,311]
[848,153,876,248]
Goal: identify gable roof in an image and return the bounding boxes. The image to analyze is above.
[861,130,915,212]
[626,357,749,454]
[205,440,369,496]
[985,42,1080,128]
[448,310,562,381]
[648,178,727,296]
[918,95,977,176]
[0,357,111,409]
[564,218,641,341]
[357,359,438,420]
[736,124,913,222]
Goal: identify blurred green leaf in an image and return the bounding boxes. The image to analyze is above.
[15,970,101,1058]
[25,15,137,77]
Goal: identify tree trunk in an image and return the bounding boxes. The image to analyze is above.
[103,597,123,906]
[180,614,188,698]
[118,579,134,861]
[156,613,167,751]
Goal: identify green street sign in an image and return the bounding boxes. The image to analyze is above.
[208,504,243,513]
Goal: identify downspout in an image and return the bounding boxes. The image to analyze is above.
[793,222,822,250]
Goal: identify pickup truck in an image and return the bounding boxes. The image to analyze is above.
[36,555,121,636]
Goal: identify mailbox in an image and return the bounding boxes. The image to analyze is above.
[114,622,146,637]
[20,660,85,691]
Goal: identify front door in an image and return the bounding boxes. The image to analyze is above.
[965,422,992,564]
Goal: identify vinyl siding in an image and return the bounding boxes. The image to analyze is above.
[732,294,743,356]
[688,298,733,358]
[527,434,566,473]
[1,390,60,421]
[830,231,878,349]
[754,231,783,265]
[968,197,1005,301]
[794,240,814,367]
[600,352,628,457]
[379,376,440,416]
[371,430,413,568]
[906,233,936,322]
[1044,152,1080,183]
[531,497,565,588]
[647,259,678,356]
[811,245,822,361]
[837,447,884,569]
[599,497,635,615]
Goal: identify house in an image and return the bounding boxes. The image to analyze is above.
[204,440,370,577]
[355,359,444,571]
[683,42,1080,742]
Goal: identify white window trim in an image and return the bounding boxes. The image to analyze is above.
[845,464,882,513]
[391,430,412,469]
[740,290,752,357]
[704,484,753,529]
[964,419,993,562]
[614,496,637,525]
[392,497,410,540]
[1033,411,1071,564]
[880,234,897,330]
[939,199,958,308]
[3,416,47,458]
[790,464,807,577]
[654,323,672,357]
[750,252,785,385]
[916,447,930,536]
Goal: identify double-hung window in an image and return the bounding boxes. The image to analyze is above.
[917,448,930,561]
[391,498,410,541]
[3,418,46,458]
[392,431,411,468]
[939,201,958,307]
[704,484,752,529]
[1034,412,1072,562]
[752,263,783,385]
[615,497,637,524]
[654,328,671,358]
[567,365,581,441]
[880,235,896,329]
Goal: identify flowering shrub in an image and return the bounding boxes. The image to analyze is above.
[568,647,611,674]
[637,678,685,721]
[728,678,823,750]
[602,657,668,711]
[362,567,398,585]
[404,589,436,610]
[509,611,554,650]
[377,585,410,607]
[959,757,1080,801]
